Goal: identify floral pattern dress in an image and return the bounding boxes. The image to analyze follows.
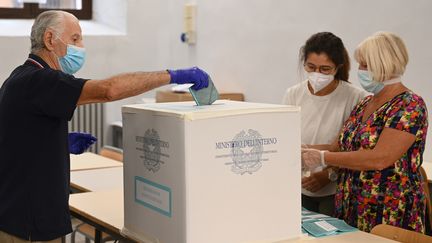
[335,91,428,233]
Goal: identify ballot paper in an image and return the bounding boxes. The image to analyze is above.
[189,77,219,106]
[171,83,193,92]
[301,208,357,237]
[302,209,331,222]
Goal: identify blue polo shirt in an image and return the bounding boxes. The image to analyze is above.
[0,54,87,240]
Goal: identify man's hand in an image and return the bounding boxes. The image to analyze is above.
[302,171,330,192]
[168,67,209,90]
[68,132,97,155]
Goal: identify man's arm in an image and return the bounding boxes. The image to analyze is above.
[77,67,209,105]
[77,71,170,105]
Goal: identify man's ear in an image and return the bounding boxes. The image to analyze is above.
[43,30,56,51]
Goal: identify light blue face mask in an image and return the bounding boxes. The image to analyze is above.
[58,44,86,75]
[357,70,384,94]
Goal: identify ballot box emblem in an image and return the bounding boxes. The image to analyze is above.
[136,129,170,172]
[218,129,276,175]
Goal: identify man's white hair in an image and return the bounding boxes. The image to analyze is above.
[30,10,65,54]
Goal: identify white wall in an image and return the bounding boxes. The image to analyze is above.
[0,0,431,160]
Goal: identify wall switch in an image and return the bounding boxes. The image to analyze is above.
[181,3,197,45]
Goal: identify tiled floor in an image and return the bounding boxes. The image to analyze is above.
[65,233,118,243]
[65,233,86,243]
[64,218,86,243]
[64,218,118,243]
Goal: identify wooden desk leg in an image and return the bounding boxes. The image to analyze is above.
[95,229,102,243]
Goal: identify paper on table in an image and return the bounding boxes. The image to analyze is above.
[302,219,357,237]
[301,207,357,238]
[301,207,331,222]
[302,220,338,237]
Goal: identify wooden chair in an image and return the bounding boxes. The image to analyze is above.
[420,166,432,234]
[71,146,123,243]
[371,224,432,243]
[99,145,123,162]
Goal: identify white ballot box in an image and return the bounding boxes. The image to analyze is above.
[121,100,301,243]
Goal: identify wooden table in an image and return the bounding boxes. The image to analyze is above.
[70,166,123,192]
[69,190,395,243]
[69,189,133,242]
[70,152,122,171]
[69,155,125,242]
[68,154,398,243]
[276,231,396,242]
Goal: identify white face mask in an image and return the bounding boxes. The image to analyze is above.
[307,72,334,94]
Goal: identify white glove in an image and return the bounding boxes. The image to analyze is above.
[301,148,327,171]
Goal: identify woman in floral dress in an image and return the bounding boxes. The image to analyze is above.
[302,32,428,233]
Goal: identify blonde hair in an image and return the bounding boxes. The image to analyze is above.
[354,31,408,82]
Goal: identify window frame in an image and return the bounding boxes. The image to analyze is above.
[0,0,92,20]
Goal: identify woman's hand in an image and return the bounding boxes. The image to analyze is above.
[302,148,326,170]
[302,170,330,192]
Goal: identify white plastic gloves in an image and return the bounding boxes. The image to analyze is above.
[301,148,327,171]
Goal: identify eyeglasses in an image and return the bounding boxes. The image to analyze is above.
[304,63,337,75]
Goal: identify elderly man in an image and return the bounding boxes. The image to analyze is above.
[0,10,209,242]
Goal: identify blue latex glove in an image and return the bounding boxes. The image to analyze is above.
[168,67,209,90]
[68,132,97,155]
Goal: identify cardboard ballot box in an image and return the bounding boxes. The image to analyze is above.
[121,100,301,243]
[156,90,244,103]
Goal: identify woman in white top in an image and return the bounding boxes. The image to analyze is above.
[282,32,368,216]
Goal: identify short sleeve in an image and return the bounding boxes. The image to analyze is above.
[384,94,428,135]
[282,87,295,105]
[28,69,87,120]
[348,95,372,120]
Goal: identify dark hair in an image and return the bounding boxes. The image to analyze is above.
[299,32,350,81]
